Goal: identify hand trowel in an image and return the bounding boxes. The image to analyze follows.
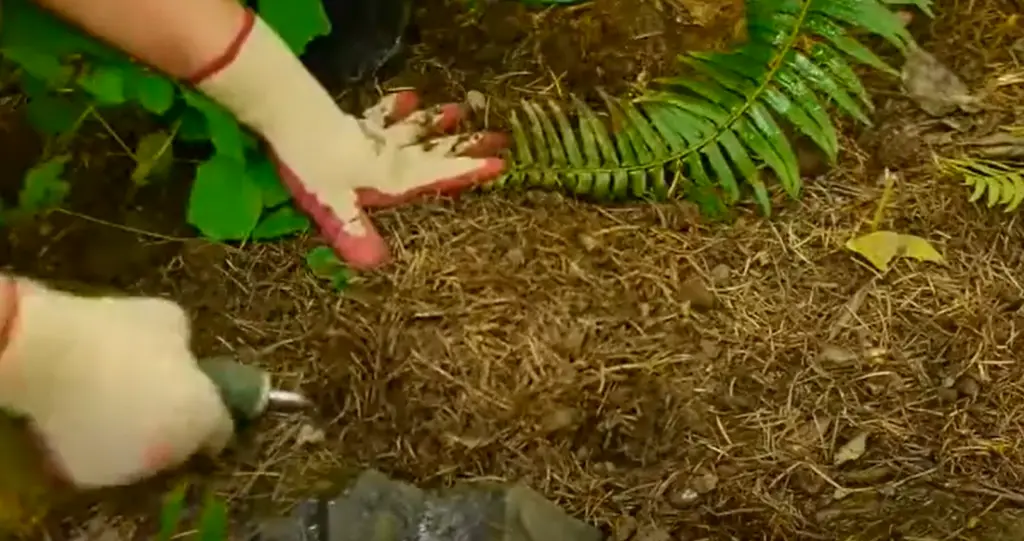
[0,355,310,535]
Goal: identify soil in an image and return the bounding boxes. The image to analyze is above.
[333,0,746,112]
[2,0,1024,539]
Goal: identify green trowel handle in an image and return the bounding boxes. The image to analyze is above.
[197,356,272,423]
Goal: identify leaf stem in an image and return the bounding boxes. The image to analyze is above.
[89,107,134,157]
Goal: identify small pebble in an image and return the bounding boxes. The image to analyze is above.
[937,387,959,403]
[541,407,579,433]
[955,375,980,399]
[668,487,700,508]
[612,515,638,541]
[709,263,732,285]
[690,471,719,494]
[466,90,487,111]
[296,424,326,446]
[635,525,672,541]
[680,277,715,311]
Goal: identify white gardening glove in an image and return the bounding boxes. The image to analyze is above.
[190,11,508,270]
[0,275,233,489]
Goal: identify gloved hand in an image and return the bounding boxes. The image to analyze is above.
[190,10,508,270]
[0,275,233,489]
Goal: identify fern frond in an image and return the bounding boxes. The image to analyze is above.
[936,155,1024,212]
[880,0,935,17]
[494,0,921,215]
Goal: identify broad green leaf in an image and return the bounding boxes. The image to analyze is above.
[183,91,246,160]
[19,155,70,212]
[252,206,310,240]
[306,246,341,276]
[131,131,175,185]
[195,493,228,541]
[0,47,71,87]
[187,154,262,240]
[131,71,176,115]
[156,484,188,541]
[77,65,126,105]
[24,94,88,136]
[0,0,119,59]
[246,155,291,207]
[846,231,945,272]
[258,0,332,55]
[305,245,350,289]
[17,74,52,100]
[177,108,209,142]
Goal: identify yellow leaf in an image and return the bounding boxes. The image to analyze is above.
[845,231,945,272]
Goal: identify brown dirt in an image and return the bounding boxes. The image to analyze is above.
[2,0,1024,539]
[335,0,746,112]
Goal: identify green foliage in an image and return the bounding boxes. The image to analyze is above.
[936,155,1024,212]
[306,246,351,289]
[0,0,938,279]
[0,0,346,283]
[493,0,934,216]
[157,484,228,541]
[18,155,71,214]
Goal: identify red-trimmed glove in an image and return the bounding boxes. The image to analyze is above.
[0,275,233,489]
[191,11,508,270]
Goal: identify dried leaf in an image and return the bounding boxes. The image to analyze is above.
[690,472,719,494]
[295,424,325,446]
[820,344,857,363]
[901,46,981,116]
[846,231,944,272]
[834,431,869,466]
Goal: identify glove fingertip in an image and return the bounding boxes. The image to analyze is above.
[458,132,511,159]
[434,103,465,133]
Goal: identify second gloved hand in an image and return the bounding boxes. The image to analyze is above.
[191,11,508,270]
[0,275,234,489]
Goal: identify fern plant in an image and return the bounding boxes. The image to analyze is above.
[493,0,935,215]
[936,155,1024,212]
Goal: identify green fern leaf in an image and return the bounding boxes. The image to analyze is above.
[881,0,934,17]
[809,43,872,107]
[495,0,921,216]
[804,14,898,75]
[504,109,533,188]
[937,156,1024,212]
[812,0,913,50]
